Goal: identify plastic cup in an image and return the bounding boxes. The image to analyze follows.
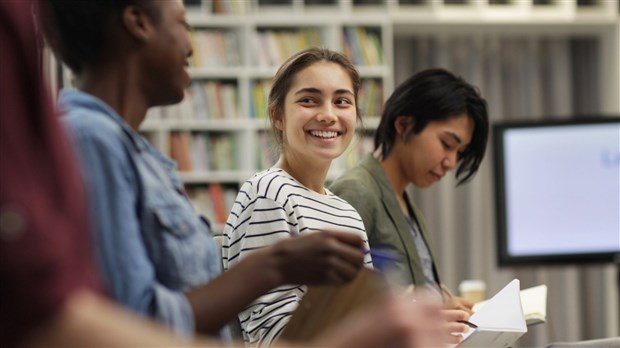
[458,279,486,303]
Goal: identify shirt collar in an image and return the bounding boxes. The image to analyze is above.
[57,89,176,170]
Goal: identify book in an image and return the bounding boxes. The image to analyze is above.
[279,268,387,343]
[456,279,527,348]
[473,284,548,326]
[519,284,548,326]
[169,132,193,171]
[208,184,228,224]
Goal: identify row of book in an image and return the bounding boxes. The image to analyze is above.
[343,27,383,66]
[149,81,240,120]
[211,0,247,14]
[189,81,240,119]
[254,29,323,67]
[190,30,241,68]
[358,79,383,118]
[187,27,384,68]
[186,184,238,227]
[156,80,260,120]
[256,131,279,169]
[250,80,272,119]
[170,131,239,172]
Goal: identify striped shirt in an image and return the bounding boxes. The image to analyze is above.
[221,168,372,347]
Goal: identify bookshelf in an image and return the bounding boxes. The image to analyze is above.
[137,1,396,230]
[49,0,617,231]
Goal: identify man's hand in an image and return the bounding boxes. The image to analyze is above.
[269,231,365,286]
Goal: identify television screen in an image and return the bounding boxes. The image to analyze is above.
[493,117,620,265]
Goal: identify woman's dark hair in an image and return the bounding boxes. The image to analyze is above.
[38,0,160,75]
[375,68,489,185]
[268,47,362,148]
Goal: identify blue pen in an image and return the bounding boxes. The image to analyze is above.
[369,247,401,272]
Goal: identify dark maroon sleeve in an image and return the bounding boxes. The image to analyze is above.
[0,1,101,346]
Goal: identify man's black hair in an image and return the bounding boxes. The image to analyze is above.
[39,0,160,75]
[374,68,489,185]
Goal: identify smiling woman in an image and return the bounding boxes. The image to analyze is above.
[221,48,372,347]
[273,61,358,191]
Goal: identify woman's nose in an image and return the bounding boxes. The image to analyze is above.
[442,151,458,169]
[316,105,337,123]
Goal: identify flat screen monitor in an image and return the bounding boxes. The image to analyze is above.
[493,117,620,266]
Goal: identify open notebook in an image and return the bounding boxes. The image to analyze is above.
[457,279,527,348]
[473,284,548,326]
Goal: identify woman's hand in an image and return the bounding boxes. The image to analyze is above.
[444,295,474,315]
[440,309,472,344]
[311,292,465,348]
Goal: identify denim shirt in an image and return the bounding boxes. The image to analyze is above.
[58,90,222,337]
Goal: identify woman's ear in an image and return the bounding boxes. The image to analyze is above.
[121,6,154,43]
[269,107,284,130]
[394,116,414,137]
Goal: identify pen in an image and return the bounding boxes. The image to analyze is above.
[369,248,401,272]
[457,320,478,329]
[440,283,454,302]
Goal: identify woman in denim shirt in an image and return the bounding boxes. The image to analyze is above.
[39,0,367,339]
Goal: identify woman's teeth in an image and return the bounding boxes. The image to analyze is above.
[310,130,338,138]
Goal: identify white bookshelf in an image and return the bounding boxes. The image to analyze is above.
[119,0,620,229]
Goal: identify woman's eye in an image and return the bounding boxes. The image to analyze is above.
[335,98,351,105]
[458,147,469,158]
[299,97,314,104]
[441,140,451,149]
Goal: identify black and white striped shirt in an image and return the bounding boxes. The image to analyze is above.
[221,168,372,347]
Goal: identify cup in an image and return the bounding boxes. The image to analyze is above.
[458,279,486,304]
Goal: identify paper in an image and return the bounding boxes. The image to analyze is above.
[457,279,527,348]
[473,284,548,326]
[520,284,548,326]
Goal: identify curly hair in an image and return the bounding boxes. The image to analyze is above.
[38,0,160,75]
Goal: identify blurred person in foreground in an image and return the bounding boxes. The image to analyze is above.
[0,1,211,346]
